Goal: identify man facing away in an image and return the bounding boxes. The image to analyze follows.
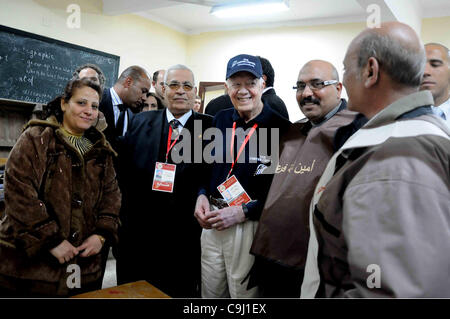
[301,21,450,298]
[420,42,450,126]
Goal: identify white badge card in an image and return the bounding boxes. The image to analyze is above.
[217,175,251,206]
[152,162,176,193]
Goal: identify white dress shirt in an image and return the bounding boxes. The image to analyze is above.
[110,87,128,135]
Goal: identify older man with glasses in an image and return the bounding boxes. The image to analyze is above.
[248,60,367,297]
[116,64,213,297]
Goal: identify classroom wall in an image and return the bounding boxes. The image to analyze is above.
[188,16,450,121]
[187,22,367,121]
[1,0,449,121]
[421,16,450,47]
[0,0,187,76]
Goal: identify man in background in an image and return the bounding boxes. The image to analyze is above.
[420,42,450,126]
[258,56,289,120]
[152,69,167,107]
[193,95,202,112]
[73,63,106,89]
[99,65,151,150]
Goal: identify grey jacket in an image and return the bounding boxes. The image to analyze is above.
[314,91,450,297]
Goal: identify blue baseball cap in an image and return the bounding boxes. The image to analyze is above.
[226,54,263,79]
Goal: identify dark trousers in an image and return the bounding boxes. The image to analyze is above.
[249,256,305,298]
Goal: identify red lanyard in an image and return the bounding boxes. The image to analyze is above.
[166,126,180,162]
[227,122,258,179]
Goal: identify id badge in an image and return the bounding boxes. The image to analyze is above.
[217,175,251,207]
[152,162,176,193]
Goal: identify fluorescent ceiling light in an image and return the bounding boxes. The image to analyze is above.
[210,0,290,19]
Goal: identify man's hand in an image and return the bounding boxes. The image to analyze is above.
[77,235,103,257]
[206,205,246,231]
[49,240,79,264]
[194,194,213,229]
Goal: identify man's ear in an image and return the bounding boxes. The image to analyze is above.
[262,75,267,89]
[335,82,343,99]
[124,77,133,89]
[364,57,379,88]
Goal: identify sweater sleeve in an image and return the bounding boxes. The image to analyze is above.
[4,127,63,257]
[94,155,121,245]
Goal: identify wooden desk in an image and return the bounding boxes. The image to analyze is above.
[71,280,171,298]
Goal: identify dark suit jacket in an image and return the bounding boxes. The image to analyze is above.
[205,90,290,120]
[204,94,233,117]
[262,88,290,120]
[99,88,134,152]
[116,109,213,297]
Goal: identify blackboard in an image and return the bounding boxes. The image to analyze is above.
[0,25,120,104]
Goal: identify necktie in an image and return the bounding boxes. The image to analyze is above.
[115,104,126,136]
[169,119,181,140]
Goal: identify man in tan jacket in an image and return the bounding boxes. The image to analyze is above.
[302,22,450,298]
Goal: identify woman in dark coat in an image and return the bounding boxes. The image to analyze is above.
[0,78,121,297]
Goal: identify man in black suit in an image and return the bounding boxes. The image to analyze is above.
[204,92,234,117]
[99,65,151,151]
[116,64,213,297]
[72,63,106,88]
[204,56,290,120]
[152,69,167,107]
[258,56,290,120]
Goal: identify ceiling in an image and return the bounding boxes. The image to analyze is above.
[102,0,450,34]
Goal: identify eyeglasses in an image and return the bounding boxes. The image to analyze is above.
[165,82,194,92]
[293,80,338,92]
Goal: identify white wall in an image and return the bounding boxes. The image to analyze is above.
[0,0,187,76]
[187,22,366,121]
[2,0,450,121]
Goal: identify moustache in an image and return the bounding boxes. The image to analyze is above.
[300,96,320,106]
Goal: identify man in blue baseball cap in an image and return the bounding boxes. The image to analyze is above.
[194,54,291,298]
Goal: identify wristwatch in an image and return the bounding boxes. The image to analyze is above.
[97,234,106,246]
[241,203,250,219]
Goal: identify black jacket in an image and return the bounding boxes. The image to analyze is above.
[116,109,213,297]
[205,91,289,120]
[201,104,290,221]
[262,88,289,120]
[99,88,134,152]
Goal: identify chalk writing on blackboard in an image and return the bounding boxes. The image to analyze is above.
[0,26,120,104]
